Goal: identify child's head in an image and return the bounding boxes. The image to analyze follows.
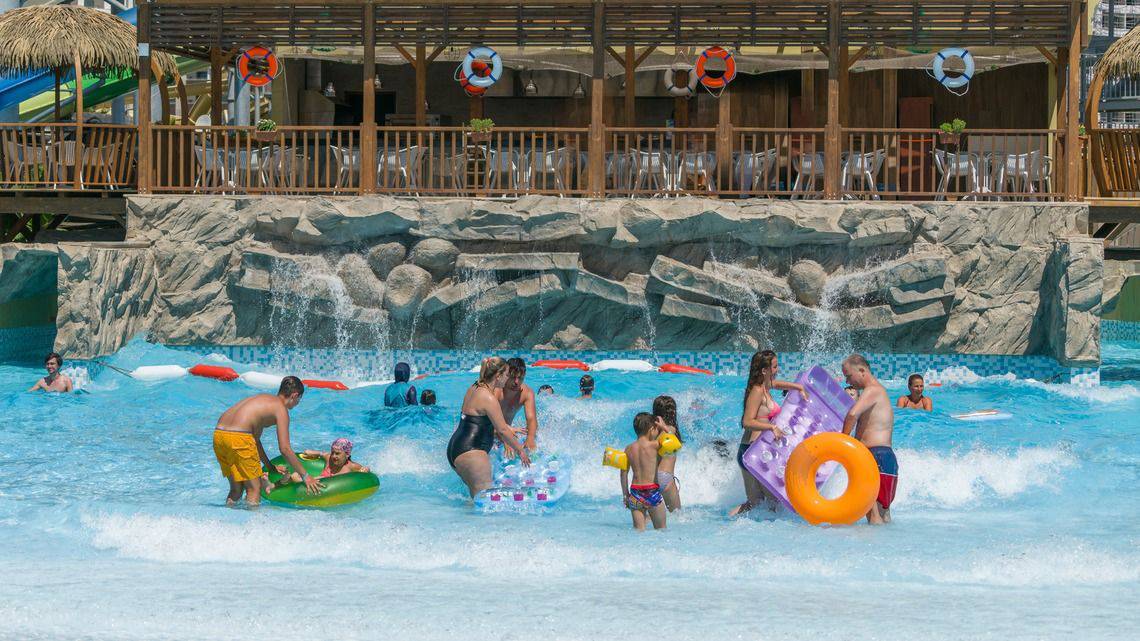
[330,438,353,465]
[652,395,681,443]
[633,412,657,438]
[538,384,554,395]
[420,389,436,405]
[579,375,594,395]
[907,374,925,397]
[844,386,858,400]
[277,376,305,409]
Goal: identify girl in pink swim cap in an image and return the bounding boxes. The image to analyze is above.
[284,438,370,482]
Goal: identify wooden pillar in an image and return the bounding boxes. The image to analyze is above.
[415,44,427,127]
[54,69,61,122]
[361,1,377,194]
[773,77,789,128]
[1064,0,1082,200]
[624,45,635,126]
[137,1,152,194]
[881,69,897,128]
[823,0,841,199]
[839,46,850,127]
[588,1,605,196]
[73,53,84,190]
[469,96,484,121]
[675,96,689,128]
[210,47,224,126]
[716,88,732,192]
[801,46,815,124]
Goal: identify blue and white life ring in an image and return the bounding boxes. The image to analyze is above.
[663,62,698,98]
[932,47,974,90]
[462,46,503,89]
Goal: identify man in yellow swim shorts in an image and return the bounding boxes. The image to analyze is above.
[213,376,322,506]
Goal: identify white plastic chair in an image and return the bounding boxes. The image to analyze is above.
[193,145,228,192]
[677,151,717,192]
[932,150,985,200]
[842,149,887,199]
[791,152,825,198]
[733,149,778,194]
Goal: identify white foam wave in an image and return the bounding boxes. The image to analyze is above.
[935,540,1140,586]
[897,445,1074,508]
[366,438,448,476]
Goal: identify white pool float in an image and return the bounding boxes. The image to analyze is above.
[130,365,189,382]
[951,409,1012,422]
[590,359,655,372]
[239,371,284,390]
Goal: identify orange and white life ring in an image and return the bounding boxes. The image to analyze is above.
[189,364,240,382]
[532,359,590,371]
[237,46,280,88]
[658,363,713,375]
[454,59,491,97]
[695,46,736,91]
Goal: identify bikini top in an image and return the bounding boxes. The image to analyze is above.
[766,401,782,421]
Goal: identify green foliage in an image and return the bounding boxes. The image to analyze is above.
[938,118,966,135]
[256,119,278,132]
[468,118,495,133]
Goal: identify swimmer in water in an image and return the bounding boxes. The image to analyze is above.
[28,352,72,393]
[622,412,667,531]
[896,374,932,411]
[281,438,370,484]
[579,375,595,400]
[538,384,554,396]
[420,389,436,406]
[842,354,897,525]
[446,357,531,497]
[495,358,538,455]
[652,395,682,512]
[729,349,808,517]
[213,376,321,506]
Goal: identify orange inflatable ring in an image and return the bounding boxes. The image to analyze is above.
[695,46,737,90]
[302,379,349,391]
[532,359,589,371]
[237,46,280,88]
[785,432,879,525]
[454,61,490,97]
[658,363,713,375]
[188,364,240,382]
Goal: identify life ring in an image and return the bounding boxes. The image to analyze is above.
[302,379,349,391]
[454,61,488,97]
[932,47,974,90]
[262,454,379,507]
[658,363,713,375]
[188,364,240,382]
[785,432,879,525]
[695,46,736,90]
[237,46,280,88]
[663,62,698,98]
[532,359,590,371]
[462,46,502,89]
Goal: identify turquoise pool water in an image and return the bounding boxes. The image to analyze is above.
[1,341,1137,640]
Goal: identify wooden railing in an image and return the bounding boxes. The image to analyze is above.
[727,128,826,198]
[0,123,137,191]
[1087,128,1140,197]
[604,127,716,196]
[840,128,1066,201]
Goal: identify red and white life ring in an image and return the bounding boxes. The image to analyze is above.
[237,46,280,88]
[658,363,713,375]
[455,58,493,97]
[532,359,590,371]
[189,364,240,382]
[695,46,736,91]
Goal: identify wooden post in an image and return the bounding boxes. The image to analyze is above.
[839,46,850,127]
[74,53,84,190]
[823,1,841,199]
[1064,0,1082,200]
[415,44,427,127]
[469,96,484,121]
[54,69,61,122]
[137,1,152,194]
[361,1,377,194]
[209,47,224,126]
[716,88,732,192]
[588,1,605,196]
[624,45,635,126]
[675,96,689,128]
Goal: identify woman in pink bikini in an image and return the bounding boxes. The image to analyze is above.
[729,350,808,517]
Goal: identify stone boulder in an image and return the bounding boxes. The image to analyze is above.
[537,324,596,350]
[290,197,419,245]
[409,238,461,279]
[383,264,433,321]
[336,254,386,308]
[787,260,827,307]
[55,244,158,359]
[0,244,58,303]
[1102,260,1140,316]
[366,242,406,279]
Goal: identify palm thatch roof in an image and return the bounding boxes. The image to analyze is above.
[1097,25,1140,81]
[0,5,176,78]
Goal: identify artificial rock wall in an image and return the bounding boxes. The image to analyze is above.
[34,195,1101,366]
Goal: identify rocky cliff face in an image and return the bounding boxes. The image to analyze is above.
[45,196,1100,366]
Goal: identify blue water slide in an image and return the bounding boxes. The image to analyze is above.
[0,7,138,114]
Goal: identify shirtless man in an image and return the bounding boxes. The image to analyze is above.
[896,374,933,411]
[495,358,538,454]
[212,376,321,506]
[841,354,898,525]
[28,353,72,393]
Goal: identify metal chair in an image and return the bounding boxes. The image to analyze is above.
[677,151,717,192]
[991,150,1049,199]
[791,152,825,198]
[329,144,357,190]
[525,147,578,195]
[842,149,887,199]
[733,149,778,194]
[932,149,985,200]
[261,147,310,194]
[605,150,636,195]
[631,150,677,195]
[192,145,228,192]
[486,148,524,194]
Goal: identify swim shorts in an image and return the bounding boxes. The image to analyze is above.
[213,429,263,482]
[869,445,898,510]
[627,483,663,511]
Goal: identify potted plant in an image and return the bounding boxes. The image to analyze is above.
[467,118,494,144]
[254,118,279,143]
[938,118,966,146]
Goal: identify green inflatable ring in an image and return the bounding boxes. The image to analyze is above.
[261,453,380,508]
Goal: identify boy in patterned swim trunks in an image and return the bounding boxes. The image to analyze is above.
[212,376,322,506]
[620,412,667,531]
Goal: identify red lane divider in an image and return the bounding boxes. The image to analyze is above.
[532,359,590,371]
[189,364,240,382]
[302,379,350,391]
[658,363,713,375]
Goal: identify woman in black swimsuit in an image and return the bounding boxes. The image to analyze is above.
[447,357,531,497]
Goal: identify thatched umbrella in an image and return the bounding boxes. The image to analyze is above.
[0,4,177,123]
[1086,26,1140,128]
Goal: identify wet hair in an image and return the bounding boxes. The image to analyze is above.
[394,362,412,383]
[579,375,594,392]
[278,376,305,398]
[908,373,924,386]
[44,352,62,366]
[743,350,777,410]
[652,395,682,444]
[538,384,554,395]
[477,357,508,388]
[420,389,436,405]
[633,412,656,436]
[843,354,871,373]
[506,357,526,377]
